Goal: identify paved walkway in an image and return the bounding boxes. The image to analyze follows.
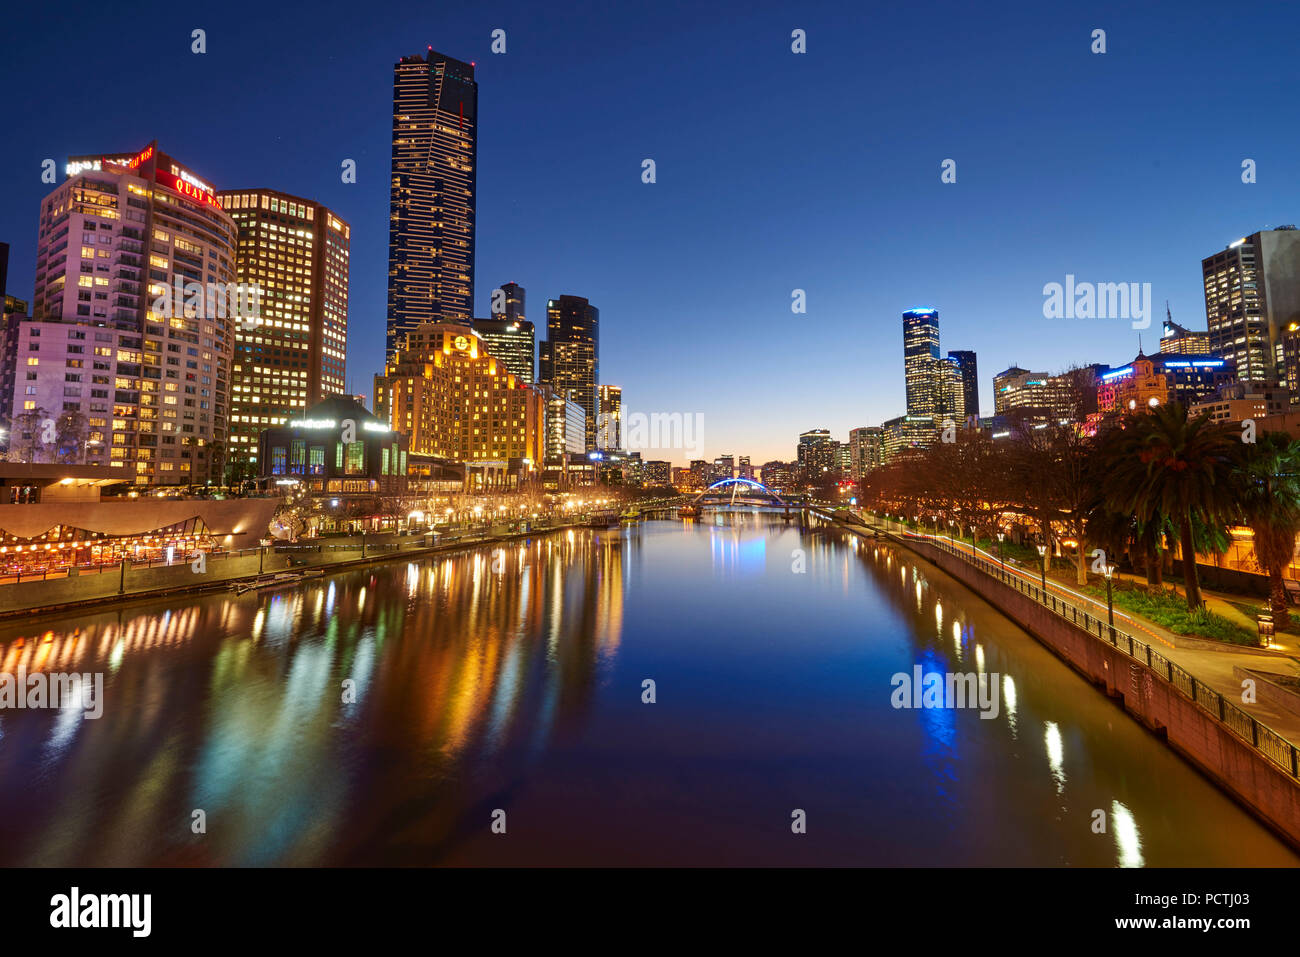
[867,519,1300,749]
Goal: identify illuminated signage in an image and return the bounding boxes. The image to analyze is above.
[172,165,212,194]
[1100,367,1133,381]
[155,170,221,210]
[65,159,101,177]
[127,144,154,170]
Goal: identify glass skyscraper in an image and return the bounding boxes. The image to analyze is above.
[387,49,477,360]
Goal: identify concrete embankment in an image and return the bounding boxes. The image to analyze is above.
[855,523,1300,851]
[0,524,580,623]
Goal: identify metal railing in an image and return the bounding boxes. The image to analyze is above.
[897,528,1300,780]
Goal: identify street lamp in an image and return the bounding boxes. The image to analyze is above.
[997,532,1005,576]
[1036,543,1048,600]
[1102,562,1116,641]
[969,524,977,557]
[948,519,955,552]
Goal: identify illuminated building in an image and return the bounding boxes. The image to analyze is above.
[849,426,884,478]
[1160,314,1211,355]
[258,395,406,501]
[1189,383,1288,424]
[1145,353,1232,407]
[387,50,477,359]
[642,460,671,486]
[544,387,587,461]
[1202,227,1300,384]
[472,316,535,383]
[947,350,979,418]
[539,295,599,451]
[596,383,622,450]
[1096,356,1169,415]
[217,189,350,468]
[19,143,237,485]
[881,415,937,462]
[903,308,966,419]
[797,430,838,478]
[375,322,541,484]
[759,461,797,493]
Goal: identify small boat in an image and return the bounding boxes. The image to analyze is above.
[585,509,619,528]
[678,504,702,519]
[619,507,641,524]
[231,569,323,595]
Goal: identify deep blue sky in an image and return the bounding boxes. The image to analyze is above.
[2,0,1297,464]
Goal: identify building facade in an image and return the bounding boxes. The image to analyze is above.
[217,188,349,469]
[539,295,599,451]
[472,317,534,384]
[1202,227,1300,384]
[387,50,477,359]
[17,143,238,485]
[375,322,541,477]
[596,383,622,450]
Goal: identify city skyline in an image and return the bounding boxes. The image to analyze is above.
[1,1,1298,465]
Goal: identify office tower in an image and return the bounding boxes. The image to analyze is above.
[947,350,979,418]
[848,426,883,478]
[375,321,541,472]
[539,295,599,450]
[19,143,237,483]
[797,429,836,477]
[1160,309,1211,356]
[499,281,525,322]
[217,189,350,467]
[1202,227,1300,384]
[712,453,735,483]
[387,50,478,359]
[880,415,938,463]
[992,366,1029,415]
[596,383,622,449]
[736,454,754,480]
[472,316,535,383]
[543,387,586,461]
[902,308,941,416]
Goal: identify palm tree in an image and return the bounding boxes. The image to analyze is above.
[1235,432,1300,628]
[1097,403,1236,609]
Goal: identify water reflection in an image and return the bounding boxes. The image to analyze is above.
[0,519,1293,867]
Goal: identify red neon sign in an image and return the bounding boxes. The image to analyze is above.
[127,144,154,170]
[155,170,221,210]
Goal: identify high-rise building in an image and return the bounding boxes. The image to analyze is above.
[947,350,979,418]
[1202,227,1300,384]
[539,295,599,450]
[17,143,238,484]
[903,308,941,416]
[1159,310,1211,355]
[596,383,622,450]
[216,189,349,467]
[374,321,541,475]
[543,387,587,462]
[797,429,837,478]
[387,50,478,359]
[848,426,884,478]
[880,415,937,463]
[499,281,525,322]
[472,317,535,384]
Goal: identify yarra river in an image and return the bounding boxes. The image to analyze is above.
[0,514,1294,866]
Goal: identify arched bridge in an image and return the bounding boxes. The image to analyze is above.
[692,477,788,507]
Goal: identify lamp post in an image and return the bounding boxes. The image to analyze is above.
[969,524,977,558]
[997,532,1005,576]
[1102,563,1116,641]
[932,514,938,539]
[948,519,955,552]
[1036,543,1047,601]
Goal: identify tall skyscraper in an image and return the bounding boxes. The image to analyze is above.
[597,383,622,450]
[18,143,238,484]
[387,50,478,359]
[947,350,979,418]
[902,308,941,416]
[499,281,525,322]
[217,189,350,467]
[539,295,599,450]
[1202,227,1300,384]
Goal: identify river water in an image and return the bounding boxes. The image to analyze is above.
[0,513,1293,865]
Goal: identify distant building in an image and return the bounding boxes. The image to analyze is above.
[1202,226,1300,384]
[1189,382,1288,424]
[472,316,536,384]
[1160,313,1211,355]
[881,415,937,463]
[848,426,884,478]
[642,460,671,486]
[596,383,622,450]
[539,295,599,450]
[1096,356,1168,415]
[797,430,837,478]
[544,388,587,461]
[947,350,979,418]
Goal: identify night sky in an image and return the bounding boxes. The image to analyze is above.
[2,0,1297,463]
